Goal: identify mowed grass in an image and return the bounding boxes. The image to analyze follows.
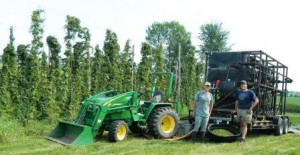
[1,114,300,155]
[0,131,300,155]
[0,97,299,155]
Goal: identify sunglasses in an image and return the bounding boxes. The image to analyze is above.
[205,85,211,87]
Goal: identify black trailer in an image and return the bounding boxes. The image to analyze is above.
[206,51,293,135]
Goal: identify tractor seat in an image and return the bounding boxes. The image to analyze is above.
[151,90,164,102]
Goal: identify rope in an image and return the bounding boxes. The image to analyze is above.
[164,131,193,141]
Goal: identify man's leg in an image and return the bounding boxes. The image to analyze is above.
[240,121,247,140]
[240,109,252,142]
[191,116,202,143]
[199,117,209,143]
[238,109,248,142]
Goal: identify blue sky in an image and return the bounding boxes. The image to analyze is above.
[0,0,299,91]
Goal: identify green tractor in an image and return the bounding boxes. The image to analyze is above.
[46,72,181,145]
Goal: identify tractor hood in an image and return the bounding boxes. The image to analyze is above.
[83,91,137,107]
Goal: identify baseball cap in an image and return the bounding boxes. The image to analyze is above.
[204,82,211,86]
[240,80,247,84]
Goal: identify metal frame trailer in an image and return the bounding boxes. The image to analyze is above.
[205,51,292,135]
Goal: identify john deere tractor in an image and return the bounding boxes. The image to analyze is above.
[46,72,181,145]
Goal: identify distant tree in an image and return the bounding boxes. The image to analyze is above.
[146,21,194,72]
[153,43,166,92]
[120,39,134,92]
[81,28,92,100]
[103,29,121,90]
[29,9,47,120]
[0,27,18,108]
[9,27,18,105]
[62,15,82,118]
[72,42,84,109]
[199,22,231,56]
[15,44,30,123]
[91,45,104,94]
[47,36,61,76]
[181,49,197,108]
[195,62,205,88]
[146,21,198,109]
[37,51,54,120]
[137,42,153,99]
[153,43,164,73]
[0,46,12,106]
[132,62,138,91]
[46,35,64,121]
[198,22,231,83]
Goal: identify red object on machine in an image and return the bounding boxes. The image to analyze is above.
[216,80,221,88]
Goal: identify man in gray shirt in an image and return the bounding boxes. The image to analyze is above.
[191,82,214,143]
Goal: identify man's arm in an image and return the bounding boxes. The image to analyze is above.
[249,98,259,111]
[233,100,238,113]
[233,90,238,113]
[193,100,198,117]
[209,101,213,116]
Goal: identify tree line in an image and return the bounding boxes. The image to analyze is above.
[0,9,231,125]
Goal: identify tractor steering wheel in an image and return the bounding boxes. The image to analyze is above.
[138,92,144,98]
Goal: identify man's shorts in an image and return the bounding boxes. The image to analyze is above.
[237,109,252,123]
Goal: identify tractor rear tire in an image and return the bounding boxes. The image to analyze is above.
[108,120,129,142]
[273,116,283,136]
[148,107,179,138]
[283,117,289,134]
[129,122,148,134]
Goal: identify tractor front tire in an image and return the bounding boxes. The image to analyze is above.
[148,107,179,138]
[108,120,129,142]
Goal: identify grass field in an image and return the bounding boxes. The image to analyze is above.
[1,131,300,155]
[0,97,299,155]
[287,112,300,126]
[286,97,300,113]
[286,97,300,126]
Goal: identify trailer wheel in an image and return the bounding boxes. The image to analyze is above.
[283,117,289,134]
[108,120,129,142]
[148,107,179,138]
[273,116,283,136]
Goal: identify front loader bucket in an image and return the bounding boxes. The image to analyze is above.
[46,121,94,145]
